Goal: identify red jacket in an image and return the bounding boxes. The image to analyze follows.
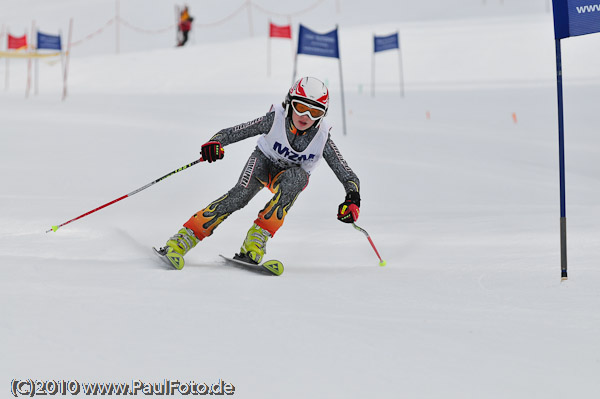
[179,20,191,32]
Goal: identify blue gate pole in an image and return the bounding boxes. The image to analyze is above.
[555,38,568,281]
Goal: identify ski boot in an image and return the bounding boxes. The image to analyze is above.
[156,227,199,270]
[235,223,271,264]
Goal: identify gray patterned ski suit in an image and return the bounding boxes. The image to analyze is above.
[182,105,360,240]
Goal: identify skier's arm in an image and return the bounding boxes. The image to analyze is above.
[324,137,362,223]
[209,112,275,146]
[323,137,360,194]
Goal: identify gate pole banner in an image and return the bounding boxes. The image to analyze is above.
[35,30,63,96]
[37,32,62,50]
[553,0,600,39]
[372,32,404,97]
[551,0,600,279]
[297,24,339,58]
[8,34,28,50]
[267,21,292,77]
[293,24,346,135]
[269,22,292,39]
[374,32,399,53]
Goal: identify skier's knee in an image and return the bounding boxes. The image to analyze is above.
[277,167,309,193]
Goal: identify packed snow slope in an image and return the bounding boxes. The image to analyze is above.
[1,1,600,398]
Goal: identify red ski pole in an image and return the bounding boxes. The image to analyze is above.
[352,222,386,266]
[46,156,211,233]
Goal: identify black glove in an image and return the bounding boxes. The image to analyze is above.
[201,141,224,163]
[337,191,360,223]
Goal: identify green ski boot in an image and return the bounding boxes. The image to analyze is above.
[156,227,199,270]
[239,223,271,264]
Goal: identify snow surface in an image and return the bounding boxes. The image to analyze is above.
[2,1,600,398]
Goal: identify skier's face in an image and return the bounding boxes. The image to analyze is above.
[291,108,316,131]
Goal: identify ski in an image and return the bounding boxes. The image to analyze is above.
[152,248,283,275]
[219,254,284,276]
[153,246,184,270]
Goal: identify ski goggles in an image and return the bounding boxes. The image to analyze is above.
[291,100,326,120]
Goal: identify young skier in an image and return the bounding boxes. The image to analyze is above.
[156,77,361,269]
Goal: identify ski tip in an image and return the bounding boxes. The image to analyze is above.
[153,247,184,270]
[262,259,284,276]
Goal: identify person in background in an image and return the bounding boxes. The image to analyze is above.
[177,5,193,47]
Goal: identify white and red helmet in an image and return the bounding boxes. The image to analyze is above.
[285,77,329,125]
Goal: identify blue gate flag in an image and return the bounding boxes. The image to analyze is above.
[374,33,399,53]
[553,0,600,39]
[297,25,339,58]
[37,32,62,50]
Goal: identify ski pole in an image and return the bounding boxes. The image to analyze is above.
[46,155,212,233]
[352,222,386,266]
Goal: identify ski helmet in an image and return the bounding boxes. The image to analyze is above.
[284,77,329,127]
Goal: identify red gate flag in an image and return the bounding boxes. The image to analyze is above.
[8,34,28,50]
[269,23,291,39]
